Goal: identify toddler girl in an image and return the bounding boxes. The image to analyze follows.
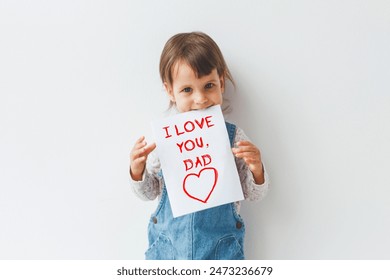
[129,32,269,260]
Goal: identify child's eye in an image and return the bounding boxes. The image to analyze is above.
[181,87,192,93]
[205,83,214,89]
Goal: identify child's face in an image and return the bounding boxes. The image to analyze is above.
[164,61,224,113]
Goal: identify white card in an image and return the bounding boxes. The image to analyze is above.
[151,105,244,217]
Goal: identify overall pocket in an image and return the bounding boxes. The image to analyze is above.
[215,235,244,260]
[145,233,175,260]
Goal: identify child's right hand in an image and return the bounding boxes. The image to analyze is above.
[130,136,156,181]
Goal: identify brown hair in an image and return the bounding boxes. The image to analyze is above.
[159,31,235,89]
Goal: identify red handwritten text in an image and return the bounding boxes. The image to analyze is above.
[183,154,212,171]
[176,137,204,153]
[163,115,214,138]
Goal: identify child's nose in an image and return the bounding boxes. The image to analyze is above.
[194,91,208,104]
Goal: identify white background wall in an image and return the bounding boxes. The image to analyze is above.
[1,0,389,259]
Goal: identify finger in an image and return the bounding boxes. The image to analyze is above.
[236,156,261,167]
[235,141,254,147]
[244,157,261,165]
[233,146,260,157]
[131,148,144,160]
[131,136,150,153]
[134,136,145,144]
[132,156,147,165]
[133,136,147,149]
[233,147,258,155]
[143,142,156,156]
[130,136,146,156]
[131,142,156,160]
[134,140,147,150]
[234,151,260,159]
[234,141,257,150]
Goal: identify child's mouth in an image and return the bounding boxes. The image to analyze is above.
[191,105,214,111]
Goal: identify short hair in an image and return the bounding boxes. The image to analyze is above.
[159,32,235,87]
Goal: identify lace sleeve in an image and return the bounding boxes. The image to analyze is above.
[129,150,162,201]
[235,126,270,201]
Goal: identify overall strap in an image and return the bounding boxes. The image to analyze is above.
[225,122,236,148]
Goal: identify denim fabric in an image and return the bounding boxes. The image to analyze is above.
[145,122,245,260]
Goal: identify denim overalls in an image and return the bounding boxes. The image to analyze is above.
[145,122,246,260]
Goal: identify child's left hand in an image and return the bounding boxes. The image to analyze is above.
[232,141,265,185]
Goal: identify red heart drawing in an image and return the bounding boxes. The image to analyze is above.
[182,167,218,203]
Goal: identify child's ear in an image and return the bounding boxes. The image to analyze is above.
[164,82,175,102]
[219,75,225,94]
